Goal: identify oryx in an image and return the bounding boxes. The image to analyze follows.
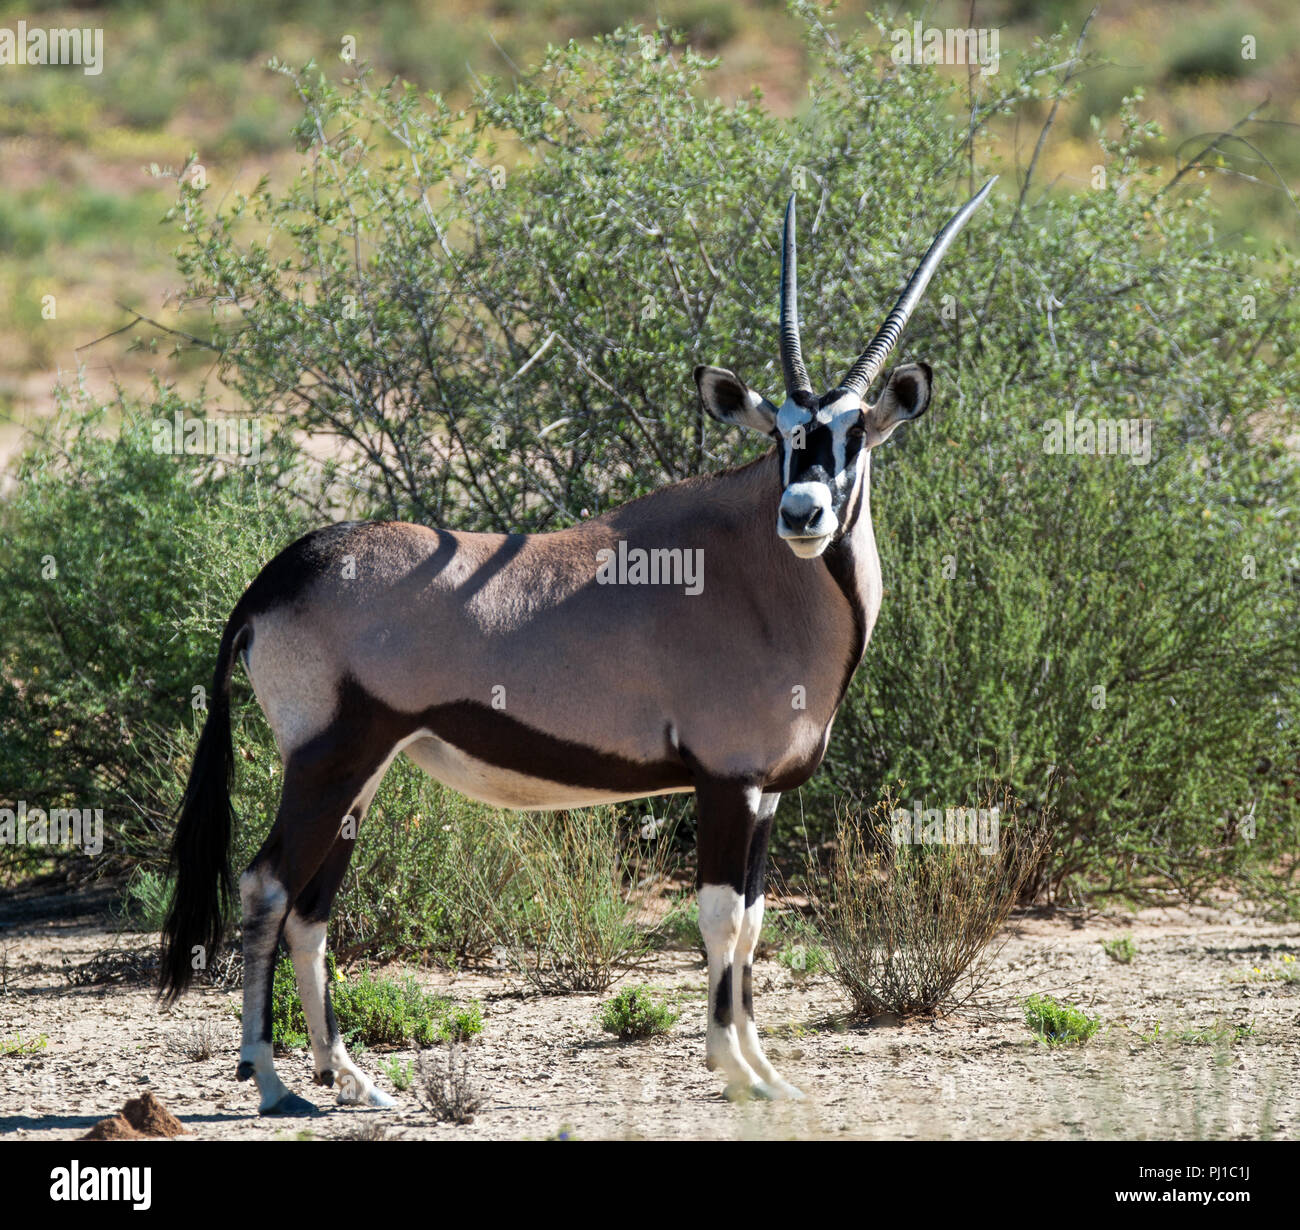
[160,180,995,1112]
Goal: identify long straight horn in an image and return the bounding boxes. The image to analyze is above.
[839,177,997,397]
[779,193,812,399]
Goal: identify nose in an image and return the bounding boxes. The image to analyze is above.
[779,489,825,536]
[780,502,819,536]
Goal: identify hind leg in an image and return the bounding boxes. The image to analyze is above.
[285,780,395,1108]
[237,861,308,1115]
[237,747,393,1115]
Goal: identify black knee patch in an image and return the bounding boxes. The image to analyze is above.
[713,966,733,1027]
[742,964,754,1018]
[314,1068,337,1088]
[236,1061,255,1082]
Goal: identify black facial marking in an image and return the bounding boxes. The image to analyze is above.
[779,415,866,532]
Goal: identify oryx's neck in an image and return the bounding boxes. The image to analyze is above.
[819,450,883,688]
[601,447,880,682]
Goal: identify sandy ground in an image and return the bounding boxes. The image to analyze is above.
[1,893,1297,1142]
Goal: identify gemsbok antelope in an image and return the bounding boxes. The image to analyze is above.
[161,180,995,1112]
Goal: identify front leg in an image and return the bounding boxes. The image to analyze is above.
[695,782,800,1101]
[733,792,803,1099]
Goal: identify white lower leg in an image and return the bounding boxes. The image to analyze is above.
[283,910,393,1108]
[733,894,802,1099]
[238,867,298,1113]
[699,884,762,1097]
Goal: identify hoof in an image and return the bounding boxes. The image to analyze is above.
[765,1078,806,1101]
[314,1069,337,1088]
[335,1069,396,1108]
[259,1091,320,1117]
[339,1084,396,1109]
[235,1061,255,1082]
[723,1078,770,1103]
[724,1078,803,1102]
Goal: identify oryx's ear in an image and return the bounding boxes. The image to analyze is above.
[863,362,932,445]
[694,365,779,435]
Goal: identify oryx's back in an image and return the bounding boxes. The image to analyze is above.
[233,496,852,805]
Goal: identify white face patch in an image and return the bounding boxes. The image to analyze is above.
[776,391,865,556]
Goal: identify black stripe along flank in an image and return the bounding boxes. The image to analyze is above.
[316,676,695,797]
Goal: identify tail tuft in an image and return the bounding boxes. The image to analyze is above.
[158,618,244,1002]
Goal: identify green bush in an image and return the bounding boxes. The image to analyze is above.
[267,953,481,1050]
[156,12,1300,906]
[1025,994,1102,1046]
[1101,935,1137,964]
[117,868,174,932]
[0,385,305,882]
[463,806,670,993]
[599,986,680,1038]
[776,924,833,977]
[7,6,1299,920]
[1164,21,1257,83]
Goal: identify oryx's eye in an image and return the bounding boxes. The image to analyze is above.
[847,421,866,439]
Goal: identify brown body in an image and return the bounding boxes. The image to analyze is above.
[242,449,877,808]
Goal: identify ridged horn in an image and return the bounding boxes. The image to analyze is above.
[779,193,812,398]
[839,177,997,397]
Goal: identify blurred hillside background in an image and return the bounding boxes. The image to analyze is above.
[0,0,1297,477]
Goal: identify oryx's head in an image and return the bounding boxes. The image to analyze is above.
[695,179,995,559]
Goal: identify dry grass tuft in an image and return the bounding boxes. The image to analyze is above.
[809,787,1049,1018]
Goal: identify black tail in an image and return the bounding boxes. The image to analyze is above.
[159,613,247,1002]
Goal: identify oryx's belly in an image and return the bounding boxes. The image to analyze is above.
[401,733,692,811]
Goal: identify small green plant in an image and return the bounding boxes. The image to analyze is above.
[1134,1018,1254,1046]
[776,915,833,976]
[0,1032,48,1057]
[1174,1020,1256,1046]
[117,869,173,932]
[599,986,680,1039]
[262,955,482,1050]
[1025,994,1101,1047]
[441,1003,484,1043]
[380,1057,415,1092]
[1101,935,1137,964]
